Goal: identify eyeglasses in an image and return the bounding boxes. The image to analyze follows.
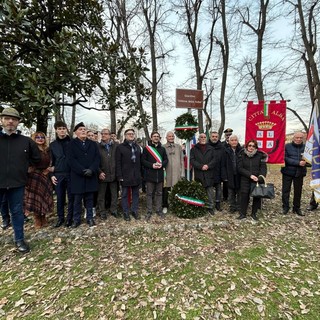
[35,136,45,139]
[247,144,256,148]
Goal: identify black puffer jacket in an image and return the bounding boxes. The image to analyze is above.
[0,130,41,188]
[238,149,268,192]
[280,142,307,177]
[142,141,168,183]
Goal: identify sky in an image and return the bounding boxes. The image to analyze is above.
[72,5,313,145]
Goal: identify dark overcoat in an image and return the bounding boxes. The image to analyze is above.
[208,140,227,184]
[98,141,118,182]
[142,142,168,183]
[190,143,215,188]
[238,149,267,192]
[67,138,100,194]
[116,140,142,187]
[225,144,243,190]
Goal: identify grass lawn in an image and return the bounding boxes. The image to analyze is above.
[1,166,320,319]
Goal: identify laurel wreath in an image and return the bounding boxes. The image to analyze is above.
[169,179,208,219]
[174,113,198,140]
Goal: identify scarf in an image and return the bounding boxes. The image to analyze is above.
[244,148,257,158]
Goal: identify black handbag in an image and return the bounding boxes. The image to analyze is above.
[250,175,275,199]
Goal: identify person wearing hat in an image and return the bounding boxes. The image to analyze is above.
[67,122,100,228]
[50,120,74,228]
[0,107,41,253]
[222,128,234,202]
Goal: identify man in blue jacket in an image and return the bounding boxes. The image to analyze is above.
[0,108,41,253]
[50,120,74,228]
[281,132,307,216]
[67,122,100,227]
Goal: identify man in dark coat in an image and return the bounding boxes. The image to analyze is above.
[67,122,100,227]
[0,108,41,253]
[281,131,307,216]
[116,128,142,221]
[97,128,118,219]
[221,128,233,201]
[50,120,74,228]
[142,131,168,221]
[190,133,216,214]
[208,131,227,211]
[225,135,243,212]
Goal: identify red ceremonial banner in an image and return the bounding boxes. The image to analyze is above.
[245,100,286,164]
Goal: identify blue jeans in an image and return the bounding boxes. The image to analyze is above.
[1,194,10,223]
[121,185,139,214]
[0,187,25,241]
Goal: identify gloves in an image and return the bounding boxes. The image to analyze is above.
[83,169,93,177]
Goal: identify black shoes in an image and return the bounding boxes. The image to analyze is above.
[307,205,318,211]
[251,213,258,221]
[282,208,289,215]
[145,212,152,221]
[15,240,30,253]
[65,220,73,228]
[123,212,131,221]
[132,212,140,220]
[208,209,215,215]
[293,208,305,216]
[71,222,81,229]
[215,202,222,211]
[1,220,11,230]
[101,213,107,220]
[237,214,246,220]
[87,219,96,227]
[53,219,65,228]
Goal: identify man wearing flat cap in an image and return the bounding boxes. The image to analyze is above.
[67,122,100,228]
[0,107,41,253]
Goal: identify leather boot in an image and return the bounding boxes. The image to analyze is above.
[215,202,221,211]
[41,215,48,227]
[34,215,42,229]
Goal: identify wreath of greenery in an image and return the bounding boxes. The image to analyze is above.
[174,113,198,140]
[169,179,208,219]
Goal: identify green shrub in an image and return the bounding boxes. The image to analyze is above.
[169,179,208,219]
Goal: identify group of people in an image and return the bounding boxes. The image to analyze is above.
[0,107,312,254]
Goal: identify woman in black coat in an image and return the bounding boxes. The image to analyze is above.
[238,139,267,220]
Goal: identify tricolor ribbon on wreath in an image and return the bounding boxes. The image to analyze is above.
[175,194,205,207]
[174,125,199,131]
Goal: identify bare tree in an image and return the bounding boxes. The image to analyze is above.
[171,0,221,132]
[139,0,173,132]
[285,0,320,115]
